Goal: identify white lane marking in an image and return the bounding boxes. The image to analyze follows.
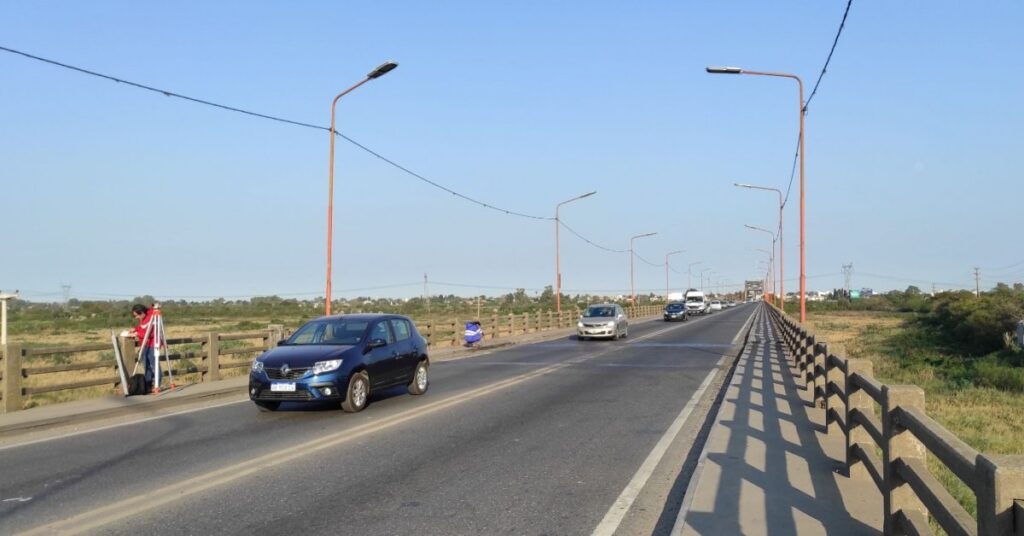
[591,365,720,536]
[3,497,33,503]
[0,398,249,452]
[732,307,758,346]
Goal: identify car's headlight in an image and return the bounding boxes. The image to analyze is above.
[606,321,616,327]
[577,322,584,328]
[251,360,264,373]
[312,359,343,375]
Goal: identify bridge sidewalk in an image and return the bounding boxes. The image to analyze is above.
[675,307,883,535]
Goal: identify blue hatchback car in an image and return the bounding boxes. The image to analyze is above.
[249,314,429,413]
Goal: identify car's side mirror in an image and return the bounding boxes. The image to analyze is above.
[367,338,388,349]
[277,339,288,347]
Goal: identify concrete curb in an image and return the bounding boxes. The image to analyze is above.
[0,316,661,438]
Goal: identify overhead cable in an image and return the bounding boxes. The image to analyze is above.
[0,45,548,221]
[557,220,629,254]
[803,0,855,113]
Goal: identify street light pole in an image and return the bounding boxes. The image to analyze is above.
[736,183,784,309]
[708,66,806,321]
[745,223,777,303]
[555,191,597,313]
[699,269,713,293]
[325,60,398,315]
[665,250,684,302]
[688,261,703,289]
[630,232,657,305]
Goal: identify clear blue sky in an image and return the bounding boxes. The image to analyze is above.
[2,1,1021,301]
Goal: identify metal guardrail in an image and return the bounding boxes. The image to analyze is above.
[767,303,1024,535]
[0,305,660,413]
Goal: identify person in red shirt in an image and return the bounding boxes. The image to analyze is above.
[131,304,159,393]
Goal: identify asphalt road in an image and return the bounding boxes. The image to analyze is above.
[0,304,755,536]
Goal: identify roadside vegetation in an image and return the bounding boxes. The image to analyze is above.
[799,286,1024,521]
[5,287,744,345]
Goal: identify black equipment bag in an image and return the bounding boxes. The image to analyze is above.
[127,374,148,396]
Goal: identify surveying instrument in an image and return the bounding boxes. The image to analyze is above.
[131,303,176,394]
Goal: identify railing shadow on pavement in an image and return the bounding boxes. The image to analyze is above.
[682,307,881,535]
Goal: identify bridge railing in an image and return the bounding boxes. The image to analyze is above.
[766,303,1024,536]
[0,305,660,413]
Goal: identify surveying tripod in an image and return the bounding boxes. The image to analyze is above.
[133,304,176,393]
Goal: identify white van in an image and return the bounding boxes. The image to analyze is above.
[684,289,708,315]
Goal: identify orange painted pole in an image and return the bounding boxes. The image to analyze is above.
[554,191,596,313]
[630,232,657,305]
[325,61,397,315]
[708,66,806,321]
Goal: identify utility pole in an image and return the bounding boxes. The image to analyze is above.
[423,273,430,315]
[60,283,72,310]
[974,267,981,297]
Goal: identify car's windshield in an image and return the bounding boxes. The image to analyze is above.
[285,318,370,345]
[585,306,615,317]
[686,296,703,303]
[666,303,685,311]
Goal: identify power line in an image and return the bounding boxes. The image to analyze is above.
[634,252,665,268]
[782,136,800,208]
[803,0,854,113]
[0,45,549,221]
[783,0,853,208]
[557,220,629,254]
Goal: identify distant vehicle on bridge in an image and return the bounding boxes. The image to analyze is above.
[684,289,709,315]
[663,302,688,322]
[577,303,629,340]
[249,314,429,413]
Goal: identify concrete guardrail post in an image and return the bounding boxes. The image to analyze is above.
[845,358,874,480]
[204,332,220,382]
[803,333,815,395]
[882,385,928,534]
[509,313,515,337]
[490,314,497,339]
[2,343,24,413]
[524,312,530,334]
[976,454,1024,535]
[266,324,284,350]
[826,350,844,435]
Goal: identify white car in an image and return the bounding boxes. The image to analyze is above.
[709,300,723,312]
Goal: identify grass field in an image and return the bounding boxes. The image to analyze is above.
[804,310,1024,521]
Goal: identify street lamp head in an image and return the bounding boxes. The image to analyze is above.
[706,66,743,74]
[367,61,399,79]
[734,183,753,189]
[580,191,597,199]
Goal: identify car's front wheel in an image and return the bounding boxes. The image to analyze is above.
[408,360,429,395]
[341,371,370,413]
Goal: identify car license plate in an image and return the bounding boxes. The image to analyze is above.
[270,382,296,392]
